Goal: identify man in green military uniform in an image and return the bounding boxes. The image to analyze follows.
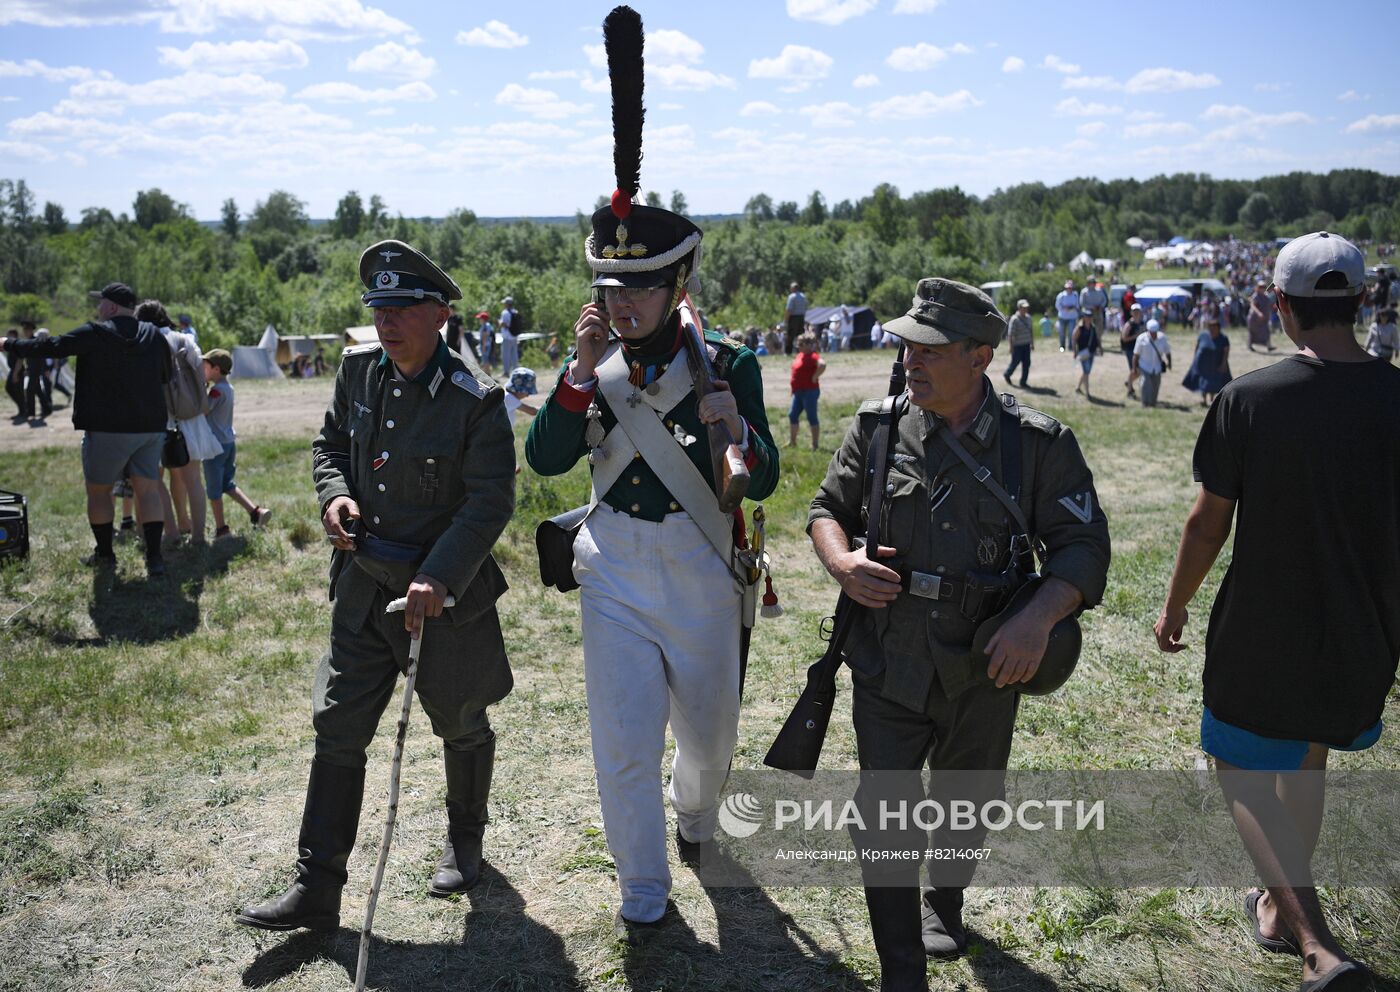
[809,278,1110,990]
[236,240,515,933]
[525,4,780,943]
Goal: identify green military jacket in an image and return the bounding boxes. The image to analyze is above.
[525,320,779,519]
[809,377,1111,711]
[312,338,515,632]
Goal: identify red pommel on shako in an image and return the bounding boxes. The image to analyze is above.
[610,188,632,221]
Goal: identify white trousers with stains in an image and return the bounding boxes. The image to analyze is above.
[573,504,741,923]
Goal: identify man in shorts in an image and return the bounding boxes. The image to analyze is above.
[1155,232,1397,992]
[2,282,172,576]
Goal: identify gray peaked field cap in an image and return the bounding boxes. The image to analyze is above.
[883,277,1006,348]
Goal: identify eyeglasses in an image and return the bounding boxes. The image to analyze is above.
[603,285,666,302]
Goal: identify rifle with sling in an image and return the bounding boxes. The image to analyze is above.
[762,345,907,777]
[678,297,749,514]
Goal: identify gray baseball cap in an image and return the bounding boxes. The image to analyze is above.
[883,278,1005,348]
[1273,231,1365,298]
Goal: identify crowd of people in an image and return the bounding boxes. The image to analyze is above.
[2,219,1397,992]
[2,283,271,576]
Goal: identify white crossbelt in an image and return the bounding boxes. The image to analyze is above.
[585,343,737,577]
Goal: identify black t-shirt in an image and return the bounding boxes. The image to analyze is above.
[1192,354,1400,745]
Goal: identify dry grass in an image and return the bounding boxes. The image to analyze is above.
[1,340,1397,992]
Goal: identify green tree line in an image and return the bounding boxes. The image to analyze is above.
[1,169,1396,350]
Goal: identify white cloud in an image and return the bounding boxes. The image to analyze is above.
[749,45,833,92]
[1205,110,1314,141]
[1200,104,1252,121]
[1042,54,1080,74]
[348,42,436,81]
[867,89,981,119]
[647,123,695,153]
[157,40,307,74]
[454,121,581,139]
[950,43,974,55]
[1127,110,1163,122]
[528,70,579,81]
[583,44,606,69]
[786,0,878,25]
[0,58,100,82]
[1254,82,1286,93]
[886,43,947,72]
[1001,56,1025,73]
[160,0,416,41]
[1123,68,1220,94]
[1345,114,1400,134]
[456,20,528,48]
[8,111,125,140]
[799,101,860,127]
[892,0,942,10]
[853,74,879,88]
[739,101,781,117]
[0,138,56,161]
[1062,75,1120,91]
[1124,121,1196,140]
[1054,97,1122,117]
[647,29,705,65]
[652,64,735,91]
[0,96,16,103]
[296,80,435,103]
[579,73,611,94]
[71,71,286,107]
[494,83,590,120]
[1337,90,1370,103]
[1076,121,1106,137]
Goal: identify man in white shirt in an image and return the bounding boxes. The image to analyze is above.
[1132,318,1172,407]
[1054,280,1080,352]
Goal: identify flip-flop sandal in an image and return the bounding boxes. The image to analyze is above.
[1297,961,1374,992]
[1245,889,1301,956]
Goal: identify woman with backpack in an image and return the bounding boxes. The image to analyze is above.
[136,300,221,546]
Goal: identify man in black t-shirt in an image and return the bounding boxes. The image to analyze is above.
[1155,232,1396,992]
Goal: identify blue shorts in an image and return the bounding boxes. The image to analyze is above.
[788,389,820,425]
[203,441,237,500]
[1201,706,1383,771]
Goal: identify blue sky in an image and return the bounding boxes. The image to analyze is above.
[1,0,1396,220]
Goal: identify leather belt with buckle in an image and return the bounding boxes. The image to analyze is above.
[904,569,958,601]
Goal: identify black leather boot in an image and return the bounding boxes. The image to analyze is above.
[921,886,967,959]
[236,759,365,931]
[428,736,494,896]
[864,885,928,991]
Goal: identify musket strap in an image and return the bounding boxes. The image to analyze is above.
[595,345,739,584]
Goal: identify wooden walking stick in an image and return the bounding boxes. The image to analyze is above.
[354,593,455,992]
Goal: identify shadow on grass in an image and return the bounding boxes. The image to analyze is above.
[56,536,250,645]
[963,926,1063,991]
[666,844,873,991]
[1017,384,1061,398]
[241,865,583,991]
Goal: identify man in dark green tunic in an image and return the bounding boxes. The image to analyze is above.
[809,278,1110,989]
[236,240,515,932]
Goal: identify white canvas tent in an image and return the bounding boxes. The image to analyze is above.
[1094,258,1116,273]
[257,324,278,350]
[232,345,282,378]
[1068,250,1094,272]
[1125,236,1146,249]
[345,325,378,346]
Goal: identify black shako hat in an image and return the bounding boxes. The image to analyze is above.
[585,6,703,293]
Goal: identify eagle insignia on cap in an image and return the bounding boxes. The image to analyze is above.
[378,249,402,262]
[376,271,400,289]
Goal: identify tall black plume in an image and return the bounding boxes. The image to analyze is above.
[603,5,644,204]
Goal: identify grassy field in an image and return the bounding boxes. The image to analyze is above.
[1,341,1397,992]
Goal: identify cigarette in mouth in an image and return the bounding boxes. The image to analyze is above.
[630,317,637,329]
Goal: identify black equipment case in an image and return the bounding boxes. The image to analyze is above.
[0,489,29,561]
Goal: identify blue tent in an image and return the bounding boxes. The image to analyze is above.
[1167,236,1189,246]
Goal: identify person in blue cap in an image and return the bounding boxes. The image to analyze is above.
[237,239,516,932]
